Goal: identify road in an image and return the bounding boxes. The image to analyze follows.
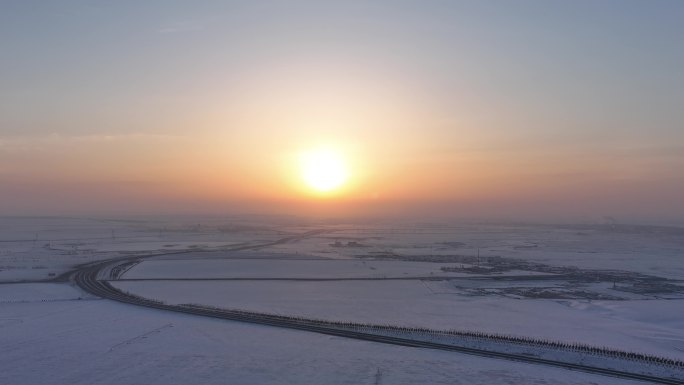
[71,232,684,385]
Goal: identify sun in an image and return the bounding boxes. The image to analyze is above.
[300,148,349,193]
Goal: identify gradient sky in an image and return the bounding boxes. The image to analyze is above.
[1,1,683,221]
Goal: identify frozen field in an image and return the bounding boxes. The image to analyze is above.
[0,282,643,385]
[0,216,286,282]
[2,216,684,384]
[123,258,528,279]
[273,223,684,280]
[113,277,684,359]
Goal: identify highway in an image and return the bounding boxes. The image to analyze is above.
[71,234,684,385]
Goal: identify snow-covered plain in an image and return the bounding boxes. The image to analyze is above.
[2,216,684,384]
[113,274,684,359]
[0,216,284,282]
[2,284,642,385]
[124,258,486,279]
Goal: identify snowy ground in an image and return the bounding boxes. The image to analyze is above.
[124,258,490,279]
[0,283,649,385]
[113,275,684,359]
[0,216,284,282]
[2,216,684,384]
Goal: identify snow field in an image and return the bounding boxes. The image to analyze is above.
[0,283,641,385]
[113,278,684,359]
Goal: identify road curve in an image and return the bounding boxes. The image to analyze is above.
[72,239,684,385]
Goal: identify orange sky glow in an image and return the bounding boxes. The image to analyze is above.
[1,2,683,222]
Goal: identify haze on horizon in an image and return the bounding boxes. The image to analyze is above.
[1,1,683,223]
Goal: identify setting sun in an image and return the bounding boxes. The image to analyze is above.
[300,148,349,193]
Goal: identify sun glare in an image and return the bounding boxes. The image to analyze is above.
[300,148,349,193]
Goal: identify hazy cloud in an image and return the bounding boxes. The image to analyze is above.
[157,21,205,34]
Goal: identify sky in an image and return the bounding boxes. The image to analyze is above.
[1,1,683,222]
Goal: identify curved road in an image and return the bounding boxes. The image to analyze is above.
[71,236,684,385]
